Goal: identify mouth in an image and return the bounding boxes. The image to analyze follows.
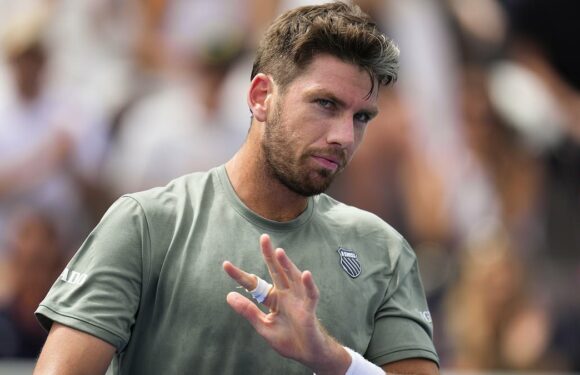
[311,155,341,172]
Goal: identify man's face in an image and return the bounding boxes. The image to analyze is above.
[261,54,379,196]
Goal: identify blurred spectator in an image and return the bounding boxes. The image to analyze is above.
[101,36,249,195]
[461,64,544,257]
[502,0,580,264]
[0,5,109,253]
[501,1,580,370]
[443,235,559,370]
[382,0,503,248]
[0,211,64,358]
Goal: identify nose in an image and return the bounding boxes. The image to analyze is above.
[326,116,356,150]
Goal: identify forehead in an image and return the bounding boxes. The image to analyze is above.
[284,54,378,105]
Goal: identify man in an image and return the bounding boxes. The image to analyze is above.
[34,2,439,374]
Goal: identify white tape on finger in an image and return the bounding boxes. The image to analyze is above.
[248,276,272,304]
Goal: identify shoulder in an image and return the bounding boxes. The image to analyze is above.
[128,169,216,207]
[314,194,417,270]
[315,193,403,241]
[107,168,220,253]
[121,168,219,226]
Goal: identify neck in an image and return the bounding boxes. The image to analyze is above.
[225,128,309,222]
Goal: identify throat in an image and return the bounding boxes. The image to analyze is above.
[240,177,309,222]
[258,197,309,222]
[225,158,309,222]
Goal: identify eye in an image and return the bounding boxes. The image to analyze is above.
[315,98,335,109]
[354,112,372,125]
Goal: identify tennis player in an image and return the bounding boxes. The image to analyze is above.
[34,2,439,374]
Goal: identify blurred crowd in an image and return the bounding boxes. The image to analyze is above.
[0,0,578,371]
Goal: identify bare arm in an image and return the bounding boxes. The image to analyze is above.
[34,323,115,375]
[383,358,439,375]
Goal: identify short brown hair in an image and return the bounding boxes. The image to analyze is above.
[251,1,399,95]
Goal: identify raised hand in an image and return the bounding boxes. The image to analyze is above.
[222,234,351,375]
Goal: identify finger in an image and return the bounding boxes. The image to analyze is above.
[301,270,320,311]
[223,261,258,291]
[275,248,302,283]
[226,292,266,330]
[260,234,290,289]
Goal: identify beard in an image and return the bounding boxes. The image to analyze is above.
[261,100,347,197]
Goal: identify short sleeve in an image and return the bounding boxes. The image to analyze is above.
[365,242,439,366]
[35,196,149,352]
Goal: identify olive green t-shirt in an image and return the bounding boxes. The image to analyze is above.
[36,165,438,374]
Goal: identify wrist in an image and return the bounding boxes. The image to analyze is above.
[309,338,351,375]
[342,347,385,375]
[313,346,386,375]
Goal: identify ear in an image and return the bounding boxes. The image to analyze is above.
[247,73,273,122]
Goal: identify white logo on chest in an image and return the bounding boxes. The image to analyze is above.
[59,268,88,286]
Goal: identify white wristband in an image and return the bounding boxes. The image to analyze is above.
[343,346,385,375]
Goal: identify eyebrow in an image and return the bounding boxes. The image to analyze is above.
[306,88,379,118]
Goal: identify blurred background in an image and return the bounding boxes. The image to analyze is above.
[0,0,578,373]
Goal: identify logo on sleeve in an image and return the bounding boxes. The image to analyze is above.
[337,248,361,278]
[418,310,432,324]
[59,268,88,286]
